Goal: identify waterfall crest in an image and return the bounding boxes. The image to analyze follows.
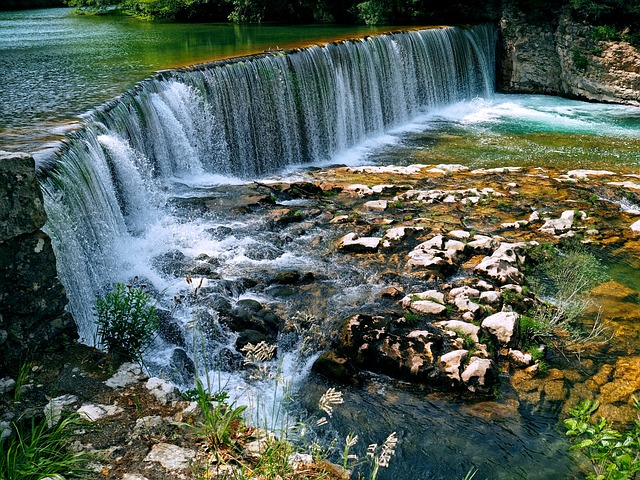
[40,25,497,341]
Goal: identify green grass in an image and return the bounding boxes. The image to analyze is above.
[0,415,93,480]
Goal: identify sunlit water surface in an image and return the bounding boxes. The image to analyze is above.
[0,7,394,151]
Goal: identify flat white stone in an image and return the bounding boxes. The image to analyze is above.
[105,362,146,389]
[449,230,471,239]
[77,403,124,422]
[363,200,388,211]
[338,232,381,252]
[144,443,196,470]
[567,169,614,178]
[449,286,480,298]
[631,220,640,234]
[409,300,447,315]
[345,184,373,196]
[608,181,640,190]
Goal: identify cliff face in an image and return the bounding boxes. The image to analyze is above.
[0,151,77,375]
[499,0,640,105]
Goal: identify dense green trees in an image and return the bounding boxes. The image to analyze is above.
[57,0,640,30]
[60,0,499,24]
[2,0,63,10]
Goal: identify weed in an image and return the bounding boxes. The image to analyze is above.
[573,49,589,70]
[183,379,248,452]
[0,415,93,480]
[13,361,32,403]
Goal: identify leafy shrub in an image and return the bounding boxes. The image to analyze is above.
[95,283,159,361]
[590,24,620,41]
[564,398,640,480]
[573,49,590,70]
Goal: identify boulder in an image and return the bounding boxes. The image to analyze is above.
[144,443,196,470]
[145,378,180,405]
[77,403,124,422]
[338,232,381,253]
[435,320,480,343]
[439,350,468,381]
[461,358,497,393]
[482,311,520,346]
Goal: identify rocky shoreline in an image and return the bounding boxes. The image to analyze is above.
[2,162,640,478]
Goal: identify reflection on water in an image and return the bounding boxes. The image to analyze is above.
[297,376,578,480]
[0,7,395,151]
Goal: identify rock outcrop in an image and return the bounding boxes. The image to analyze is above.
[500,0,640,105]
[0,151,76,375]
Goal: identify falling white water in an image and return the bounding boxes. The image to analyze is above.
[40,24,497,355]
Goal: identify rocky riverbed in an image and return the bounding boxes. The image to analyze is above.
[2,162,640,478]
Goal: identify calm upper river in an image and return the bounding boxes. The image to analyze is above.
[0,7,393,152]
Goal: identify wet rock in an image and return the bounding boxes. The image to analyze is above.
[267,207,304,227]
[170,348,196,386]
[482,311,520,346]
[338,232,381,253]
[245,244,285,261]
[461,358,497,393]
[380,285,404,298]
[144,443,196,470]
[439,350,468,381]
[145,378,180,405]
[508,349,534,368]
[153,250,190,277]
[236,298,263,312]
[236,329,268,350]
[156,309,186,347]
[312,350,359,385]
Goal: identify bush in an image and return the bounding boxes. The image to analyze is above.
[95,283,159,361]
[590,24,620,41]
[564,398,640,480]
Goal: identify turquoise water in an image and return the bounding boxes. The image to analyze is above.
[0,7,394,151]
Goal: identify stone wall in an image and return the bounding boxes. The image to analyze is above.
[499,0,640,105]
[0,151,77,375]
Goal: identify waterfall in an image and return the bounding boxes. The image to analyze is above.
[40,25,497,343]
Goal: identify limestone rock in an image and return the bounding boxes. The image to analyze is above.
[362,200,387,211]
[105,362,147,389]
[482,311,520,346]
[539,210,575,234]
[435,320,480,343]
[439,350,468,381]
[461,358,496,393]
[144,443,196,470]
[508,349,534,368]
[45,394,79,427]
[338,232,381,253]
[77,403,124,422]
[145,378,180,405]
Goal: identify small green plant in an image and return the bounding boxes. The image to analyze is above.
[573,49,590,70]
[590,24,620,42]
[0,415,93,480]
[184,379,248,451]
[564,398,640,480]
[94,282,159,361]
[13,361,32,403]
